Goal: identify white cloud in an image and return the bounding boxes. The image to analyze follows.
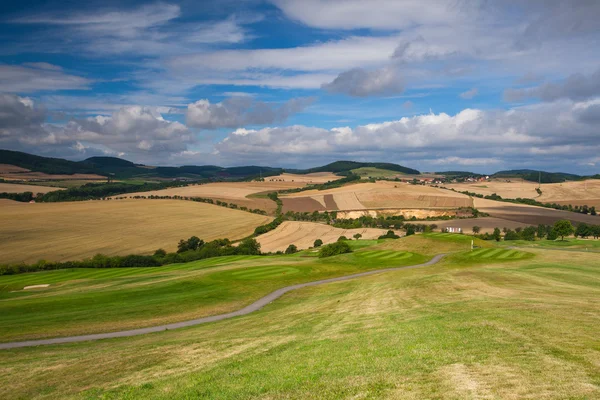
[186,96,315,129]
[0,64,91,93]
[322,67,404,97]
[215,100,600,169]
[460,88,479,99]
[271,0,470,30]
[505,68,600,102]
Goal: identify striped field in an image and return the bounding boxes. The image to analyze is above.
[466,248,529,260]
[353,250,415,263]
[228,266,301,280]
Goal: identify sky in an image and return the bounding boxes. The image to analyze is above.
[0,0,599,174]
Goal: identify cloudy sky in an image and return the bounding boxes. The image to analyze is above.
[1,0,599,173]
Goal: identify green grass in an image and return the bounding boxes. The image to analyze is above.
[0,247,426,342]
[448,248,534,264]
[350,167,402,178]
[0,248,598,399]
[499,238,600,251]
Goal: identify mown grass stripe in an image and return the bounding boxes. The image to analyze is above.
[481,248,505,259]
[497,250,517,259]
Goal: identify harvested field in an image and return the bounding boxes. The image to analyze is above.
[446,179,600,207]
[266,172,339,183]
[0,199,271,264]
[256,221,393,253]
[281,181,471,212]
[0,182,63,194]
[445,179,539,199]
[0,171,106,181]
[281,197,326,212]
[0,164,30,173]
[538,179,600,203]
[473,198,600,226]
[122,181,307,213]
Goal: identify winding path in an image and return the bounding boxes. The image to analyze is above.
[0,254,445,350]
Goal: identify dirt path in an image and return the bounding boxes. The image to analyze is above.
[0,254,445,350]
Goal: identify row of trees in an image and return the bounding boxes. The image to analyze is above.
[0,236,262,276]
[473,220,599,242]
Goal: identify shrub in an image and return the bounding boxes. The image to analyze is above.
[313,239,323,247]
[319,241,352,258]
[285,244,298,254]
[337,236,348,242]
[378,230,399,239]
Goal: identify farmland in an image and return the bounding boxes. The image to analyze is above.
[122,181,307,213]
[0,182,63,194]
[1,236,599,399]
[256,221,395,252]
[473,197,600,226]
[281,181,472,212]
[0,199,271,264]
[447,178,600,207]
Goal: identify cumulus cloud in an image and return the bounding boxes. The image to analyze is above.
[0,64,91,93]
[215,100,600,170]
[0,94,194,161]
[186,96,315,129]
[504,68,600,102]
[322,67,404,97]
[460,88,478,99]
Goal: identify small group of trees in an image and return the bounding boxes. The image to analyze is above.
[379,230,400,239]
[319,241,352,258]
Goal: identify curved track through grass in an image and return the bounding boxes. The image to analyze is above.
[0,254,445,350]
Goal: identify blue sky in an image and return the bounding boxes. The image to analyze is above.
[0,0,599,173]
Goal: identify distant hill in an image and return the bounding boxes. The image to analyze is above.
[301,161,420,175]
[436,171,483,177]
[0,149,283,180]
[84,157,138,168]
[493,169,581,183]
[0,149,100,175]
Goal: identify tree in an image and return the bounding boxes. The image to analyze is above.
[337,236,348,242]
[493,227,501,242]
[153,248,167,258]
[187,236,203,251]
[177,239,189,253]
[591,206,597,216]
[313,239,323,248]
[553,220,574,241]
[575,223,591,238]
[537,224,546,239]
[521,226,536,241]
[504,230,520,240]
[406,226,415,236]
[285,244,298,254]
[472,226,481,234]
[237,238,261,255]
[319,241,352,258]
[353,233,362,240]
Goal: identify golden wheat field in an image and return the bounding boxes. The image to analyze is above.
[0,199,271,264]
[120,181,308,213]
[0,182,62,194]
[281,181,472,212]
[446,179,600,206]
[256,221,393,253]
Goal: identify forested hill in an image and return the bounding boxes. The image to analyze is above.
[298,161,420,175]
[492,169,582,183]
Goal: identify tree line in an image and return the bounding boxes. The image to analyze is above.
[473,220,600,242]
[0,236,262,276]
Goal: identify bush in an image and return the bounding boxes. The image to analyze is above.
[337,236,348,242]
[285,244,298,254]
[378,230,399,239]
[313,239,323,247]
[319,241,352,258]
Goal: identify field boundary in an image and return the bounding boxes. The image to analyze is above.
[0,254,445,349]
